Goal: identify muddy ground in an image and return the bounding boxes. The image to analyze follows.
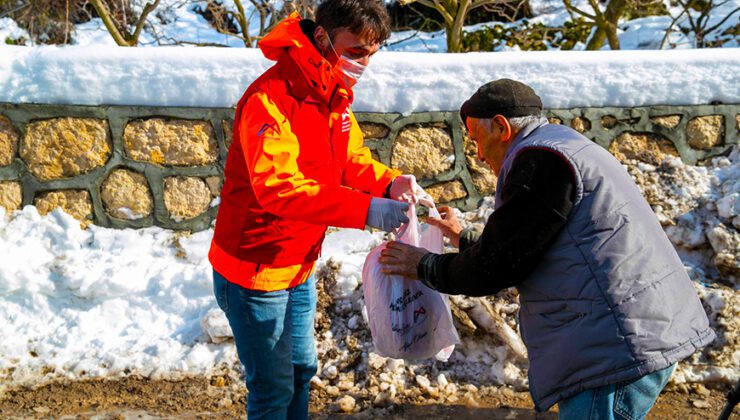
[0,376,736,419]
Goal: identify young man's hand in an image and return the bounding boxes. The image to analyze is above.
[366,198,410,232]
[379,241,428,279]
[389,175,423,204]
[426,205,463,247]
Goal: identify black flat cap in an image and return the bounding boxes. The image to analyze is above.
[460,79,542,124]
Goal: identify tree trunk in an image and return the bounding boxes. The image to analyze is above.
[446,25,462,52]
[586,25,607,50]
[586,0,628,50]
[446,1,470,53]
[89,0,131,46]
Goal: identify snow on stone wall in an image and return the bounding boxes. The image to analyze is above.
[0,46,738,112]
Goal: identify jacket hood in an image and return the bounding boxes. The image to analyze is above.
[258,12,353,105]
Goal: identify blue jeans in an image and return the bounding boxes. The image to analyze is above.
[213,270,318,420]
[558,364,676,420]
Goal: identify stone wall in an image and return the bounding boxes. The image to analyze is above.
[0,102,737,231]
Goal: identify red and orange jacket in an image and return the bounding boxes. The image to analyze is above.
[209,13,401,291]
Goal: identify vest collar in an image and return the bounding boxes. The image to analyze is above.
[503,116,549,163]
[511,116,549,147]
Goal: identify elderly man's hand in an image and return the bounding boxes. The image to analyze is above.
[379,241,429,279]
[426,206,463,247]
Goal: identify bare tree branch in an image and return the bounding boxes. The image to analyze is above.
[704,5,739,33]
[0,1,30,20]
[563,0,597,21]
[89,0,160,46]
[89,0,128,45]
[660,8,688,49]
[131,0,160,44]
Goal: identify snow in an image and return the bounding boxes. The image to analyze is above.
[0,17,29,43]
[1,0,737,113]
[0,206,237,394]
[0,45,737,113]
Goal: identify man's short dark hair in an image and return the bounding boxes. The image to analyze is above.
[315,0,391,45]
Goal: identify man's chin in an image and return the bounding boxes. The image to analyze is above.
[341,76,358,89]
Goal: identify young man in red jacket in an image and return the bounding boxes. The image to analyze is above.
[209,1,417,418]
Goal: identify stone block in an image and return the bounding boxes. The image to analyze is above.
[0,115,19,167]
[35,190,93,221]
[609,132,679,165]
[124,118,218,166]
[222,120,233,150]
[205,176,222,198]
[426,181,468,203]
[0,181,22,214]
[360,123,390,139]
[101,169,153,220]
[570,117,591,133]
[164,176,211,222]
[463,134,496,196]
[651,115,681,129]
[391,125,454,180]
[21,118,111,181]
[687,115,724,150]
[601,115,618,130]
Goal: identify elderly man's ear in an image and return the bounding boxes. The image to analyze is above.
[492,114,513,143]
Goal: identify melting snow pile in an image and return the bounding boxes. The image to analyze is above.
[0,147,737,409]
[622,148,739,387]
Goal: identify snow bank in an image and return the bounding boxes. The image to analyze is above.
[0,207,238,394]
[0,45,737,113]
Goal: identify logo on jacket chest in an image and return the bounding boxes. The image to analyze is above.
[340,109,351,133]
[257,122,277,137]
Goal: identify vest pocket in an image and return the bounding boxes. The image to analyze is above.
[519,299,594,358]
[521,299,593,325]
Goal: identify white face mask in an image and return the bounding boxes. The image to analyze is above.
[326,35,367,86]
[337,55,367,84]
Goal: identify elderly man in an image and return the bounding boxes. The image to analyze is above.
[209,1,417,418]
[380,79,715,419]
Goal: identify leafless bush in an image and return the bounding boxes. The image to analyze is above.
[194,0,318,47]
[0,0,91,44]
[563,0,669,50]
[398,0,522,52]
[661,0,739,48]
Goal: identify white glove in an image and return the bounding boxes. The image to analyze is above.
[389,175,434,207]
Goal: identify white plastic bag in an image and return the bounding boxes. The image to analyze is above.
[362,204,460,361]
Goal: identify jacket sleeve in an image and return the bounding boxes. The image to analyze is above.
[240,91,372,228]
[341,109,402,197]
[417,150,576,296]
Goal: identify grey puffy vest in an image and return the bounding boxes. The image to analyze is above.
[494,121,715,411]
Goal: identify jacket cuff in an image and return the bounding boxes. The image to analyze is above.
[417,252,440,291]
[383,178,394,199]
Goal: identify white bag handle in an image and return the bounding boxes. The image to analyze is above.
[396,197,441,248]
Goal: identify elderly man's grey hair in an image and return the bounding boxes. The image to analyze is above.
[475,114,545,132]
